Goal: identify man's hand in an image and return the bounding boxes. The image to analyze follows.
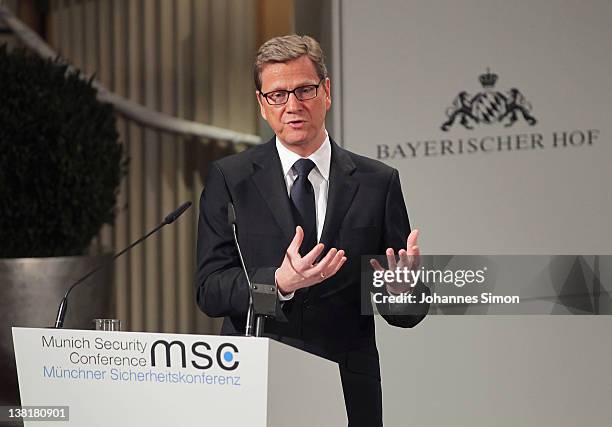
[370,229,420,295]
[276,226,347,295]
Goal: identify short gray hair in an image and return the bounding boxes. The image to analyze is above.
[254,35,328,91]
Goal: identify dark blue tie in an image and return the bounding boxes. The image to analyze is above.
[290,159,317,255]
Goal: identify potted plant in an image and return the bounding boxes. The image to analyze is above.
[0,44,126,405]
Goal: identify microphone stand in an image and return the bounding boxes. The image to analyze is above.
[229,220,255,336]
[227,203,281,337]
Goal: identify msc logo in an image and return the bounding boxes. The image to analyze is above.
[150,339,239,371]
[441,69,537,131]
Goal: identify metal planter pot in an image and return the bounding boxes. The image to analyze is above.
[0,255,113,405]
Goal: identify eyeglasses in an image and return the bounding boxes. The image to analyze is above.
[260,78,325,105]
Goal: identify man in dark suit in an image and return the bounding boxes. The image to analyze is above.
[196,35,429,427]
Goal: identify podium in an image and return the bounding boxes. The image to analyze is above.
[12,327,347,426]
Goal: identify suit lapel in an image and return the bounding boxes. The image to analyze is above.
[319,141,359,247]
[249,138,359,248]
[250,139,296,243]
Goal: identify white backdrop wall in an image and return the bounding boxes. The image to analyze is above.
[334,1,612,425]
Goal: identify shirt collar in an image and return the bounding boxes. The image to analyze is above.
[275,131,331,180]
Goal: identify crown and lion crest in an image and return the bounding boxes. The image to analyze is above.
[441,68,537,131]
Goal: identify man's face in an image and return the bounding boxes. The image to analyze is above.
[257,56,331,154]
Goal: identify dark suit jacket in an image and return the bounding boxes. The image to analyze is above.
[196,138,429,426]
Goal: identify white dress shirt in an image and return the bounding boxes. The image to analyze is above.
[275,132,331,300]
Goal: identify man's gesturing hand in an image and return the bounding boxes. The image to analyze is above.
[370,229,420,295]
[276,226,347,295]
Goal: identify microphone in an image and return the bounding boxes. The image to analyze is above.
[53,201,193,328]
[227,202,282,337]
[164,201,192,225]
[227,202,237,226]
[227,202,255,336]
